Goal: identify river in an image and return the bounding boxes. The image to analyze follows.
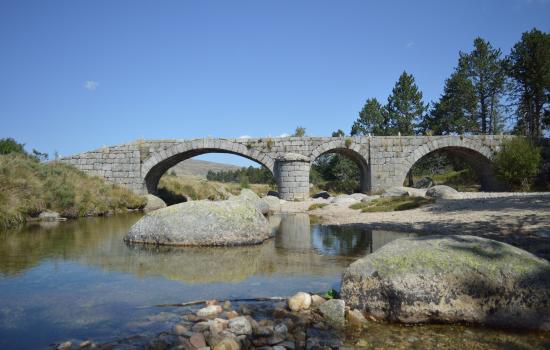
[0,214,548,349]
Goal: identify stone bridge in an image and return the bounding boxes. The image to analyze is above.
[60,135,511,200]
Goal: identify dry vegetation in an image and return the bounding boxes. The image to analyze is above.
[158,174,272,201]
[0,154,145,229]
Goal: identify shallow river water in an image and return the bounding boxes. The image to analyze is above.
[0,214,548,349]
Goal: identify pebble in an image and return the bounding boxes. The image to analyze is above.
[197,304,223,317]
[173,324,188,335]
[346,309,367,328]
[57,341,72,350]
[228,316,252,335]
[311,295,326,307]
[190,333,207,348]
[288,292,312,311]
[213,337,240,350]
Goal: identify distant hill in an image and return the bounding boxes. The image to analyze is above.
[168,159,243,178]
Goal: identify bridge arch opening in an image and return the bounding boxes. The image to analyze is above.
[311,147,370,194]
[143,147,275,203]
[403,146,499,191]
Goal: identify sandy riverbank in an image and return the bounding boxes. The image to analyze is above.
[278,192,550,259]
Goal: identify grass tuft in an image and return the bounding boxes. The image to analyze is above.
[349,196,434,213]
[308,203,328,210]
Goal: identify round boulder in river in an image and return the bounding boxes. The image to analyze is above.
[341,235,550,330]
[124,199,271,246]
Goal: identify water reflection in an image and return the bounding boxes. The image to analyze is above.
[0,213,416,284]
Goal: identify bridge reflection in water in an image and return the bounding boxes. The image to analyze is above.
[0,213,417,284]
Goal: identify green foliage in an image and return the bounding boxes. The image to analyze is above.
[206,166,275,185]
[308,203,328,210]
[494,137,541,190]
[507,28,550,138]
[0,138,26,155]
[421,70,478,135]
[352,72,427,136]
[351,98,389,136]
[239,174,250,189]
[293,126,306,137]
[350,197,434,213]
[386,71,428,135]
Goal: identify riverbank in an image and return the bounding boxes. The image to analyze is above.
[281,192,550,258]
[0,154,146,229]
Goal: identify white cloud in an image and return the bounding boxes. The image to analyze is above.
[239,135,252,139]
[405,41,414,49]
[278,133,290,138]
[84,80,99,91]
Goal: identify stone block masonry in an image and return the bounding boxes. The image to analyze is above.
[59,135,516,201]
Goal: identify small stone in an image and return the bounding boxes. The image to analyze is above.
[173,324,188,335]
[206,299,220,306]
[197,305,223,317]
[210,318,228,335]
[228,316,252,335]
[310,295,326,307]
[79,340,92,348]
[319,299,346,328]
[346,309,367,328]
[254,326,273,337]
[288,292,311,311]
[213,337,240,350]
[273,346,286,350]
[192,321,211,332]
[225,311,239,320]
[222,300,232,310]
[57,341,72,350]
[190,333,207,348]
[273,323,287,336]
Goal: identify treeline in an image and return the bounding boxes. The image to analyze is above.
[206,166,275,185]
[351,28,549,139]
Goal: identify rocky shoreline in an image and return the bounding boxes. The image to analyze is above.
[54,293,367,350]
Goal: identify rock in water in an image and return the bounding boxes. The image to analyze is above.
[124,199,271,246]
[143,194,167,213]
[425,185,462,199]
[288,292,312,311]
[319,299,346,328]
[341,235,550,330]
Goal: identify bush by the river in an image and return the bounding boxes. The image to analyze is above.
[494,137,541,191]
[0,153,146,229]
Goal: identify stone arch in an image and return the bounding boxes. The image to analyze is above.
[399,137,500,191]
[310,139,370,192]
[141,139,275,194]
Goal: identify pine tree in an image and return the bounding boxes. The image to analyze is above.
[385,71,428,135]
[508,28,550,139]
[351,98,388,136]
[459,38,507,134]
[422,69,478,135]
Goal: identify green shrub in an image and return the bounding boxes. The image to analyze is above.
[493,137,541,191]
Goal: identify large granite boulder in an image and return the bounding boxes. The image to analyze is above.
[124,199,271,246]
[382,187,426,198]
[230,189,269,215]
[143,194,167,213]
[425,185,462,199]
[341,235,550,330]
[331,194,360,205]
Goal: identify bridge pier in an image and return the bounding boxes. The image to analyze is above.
[275,153,310,201]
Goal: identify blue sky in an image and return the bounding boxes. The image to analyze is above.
[1,0,549,166]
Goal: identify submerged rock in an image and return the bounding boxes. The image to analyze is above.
[143,194,167,213]
[124,199,271,246]
[341,235,550,330]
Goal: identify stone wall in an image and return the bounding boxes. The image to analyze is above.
[59,135,517,200]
